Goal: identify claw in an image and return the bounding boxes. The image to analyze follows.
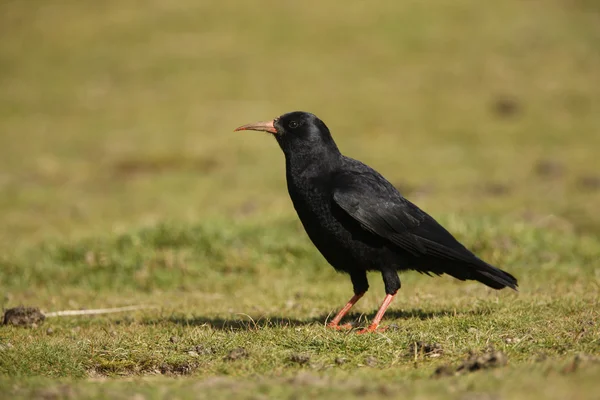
[327,322,353,331]
[356,324,388,334]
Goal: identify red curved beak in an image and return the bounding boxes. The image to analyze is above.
[234,119,277,134]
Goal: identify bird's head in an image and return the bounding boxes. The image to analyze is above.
[235,111,339,156]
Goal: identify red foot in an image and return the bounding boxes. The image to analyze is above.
[356,324,388,334]
[327,322,354,331]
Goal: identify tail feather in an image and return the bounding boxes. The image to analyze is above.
[414,238,518,290]
[468,258,518,290]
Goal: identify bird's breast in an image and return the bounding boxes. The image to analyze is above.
[286,175,357,267]
[287,177,332,226]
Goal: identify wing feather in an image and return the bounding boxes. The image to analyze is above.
[332,170,473,261]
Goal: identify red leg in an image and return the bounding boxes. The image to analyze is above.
[327,292,365,330]
[356,292,396,334]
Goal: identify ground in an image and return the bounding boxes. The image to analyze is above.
[1,0,599,399]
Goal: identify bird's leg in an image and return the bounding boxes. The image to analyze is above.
[327,271,369,330]
[327,292,365,330]
[357,269,400,334]
[356,292,396,334]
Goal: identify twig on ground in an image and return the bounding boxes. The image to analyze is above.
[44,304,158,317]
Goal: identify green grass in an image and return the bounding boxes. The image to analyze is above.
[1,0,600,398]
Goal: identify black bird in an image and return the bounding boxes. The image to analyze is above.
[235,112,517,333]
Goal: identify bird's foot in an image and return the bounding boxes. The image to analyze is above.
[327,322,354,331]
[356,323,388,334]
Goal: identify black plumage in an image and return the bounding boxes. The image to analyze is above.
[235,111,517,333]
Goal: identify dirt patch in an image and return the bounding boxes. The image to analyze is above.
[159,360,198,375]
[289,353,311,365]
[577,175,600,192]
[224,347,249,361]
[491,95,522,118]
[3,306,45,327]
[433,348,507,378]
[477,182,512,197]
[335,357,347,365]
[187,344,214,356]
[534,159,565,179]
[408,341,443,358]
[454,349,507,373]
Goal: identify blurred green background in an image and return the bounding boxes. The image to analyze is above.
[1,1,600,398]
[1,0,599,250]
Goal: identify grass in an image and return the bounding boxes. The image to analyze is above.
[1,0,600,398]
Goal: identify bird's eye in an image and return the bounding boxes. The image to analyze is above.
[288,120,299,129]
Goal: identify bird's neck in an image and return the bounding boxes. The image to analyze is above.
[284,146,342,180]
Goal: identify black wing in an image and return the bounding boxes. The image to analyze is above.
[331,169,473,261]
[331,167,518,290]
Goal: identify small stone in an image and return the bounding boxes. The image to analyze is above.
[335,357,347,365]
[169,336,179,344]
[46,327,54,335]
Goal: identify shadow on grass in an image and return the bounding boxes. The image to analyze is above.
[147,308,486,331]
